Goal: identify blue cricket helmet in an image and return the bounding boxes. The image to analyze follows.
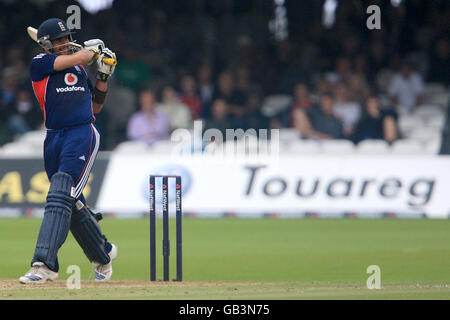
[37,18,75,51]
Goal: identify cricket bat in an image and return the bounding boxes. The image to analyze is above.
[27,26,117,66]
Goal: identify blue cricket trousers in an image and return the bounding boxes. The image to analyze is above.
[44,123,100,200]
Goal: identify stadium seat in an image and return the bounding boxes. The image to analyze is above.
[285,140,321,154]
[261,95,293,118]
[423,83,446,98]
[408,127,442,141]
[425,116,446,130]
[113,140,150,154]
[391,139,424,154]
[398,115,424,136]
[425,92,449,107]
[320,139,355,154]
[0,142,42,157]
[356,139,390,154]
[424,136,443,154]
[150,140,180,155]
[279,128,301,143]
[18,129,46,145]
[413,104,445,120]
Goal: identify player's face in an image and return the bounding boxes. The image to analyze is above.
[52,37,70,55]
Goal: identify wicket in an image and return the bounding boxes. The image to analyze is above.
[149,175,182,281]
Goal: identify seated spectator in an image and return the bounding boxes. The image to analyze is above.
[8,88,42,135]
[293,94,343,140]
[212,71,247,119]
[352,96,398,144]
[239,91,270,131]
[203,99,234,137]
[325,56,353,85]
[388,61,424,113]
[197,63,215,117]
[156,85,192,132]
[292,83,313,110]
[367,40,388,83]
[101,83,137,150]
[1,73,17,108]
[311,77,332,103]
[348,73,371,105]
[0,97,12,145]
[114,48,152,90]
[179,75,203,119]
[126,89,169,145]
[234,64,256,99]
[427,37,449,86]
[332,82,361,138]
[282,82,313,128]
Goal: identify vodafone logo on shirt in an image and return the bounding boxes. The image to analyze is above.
[64,73,78,85]
[56,73,85,93]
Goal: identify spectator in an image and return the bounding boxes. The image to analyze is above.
[388,62,424,113]
[156,85,192,132]
[179,75,202,119]
[0,99,11,145]
[239,91,270,131]
[8,88,42,135]
[212,71,247,119]
[1,73,17,108]
[367,41,388,83]
[293,94,343,140]
[282,83,313,128]
[352,96,398,144]
[197,63,215,117]
[101,83,137,149]
[234,64,255,99]
[126,89,169,145]
[311,77,332,103]
[325,56,353,85]
[114,48,152,90]
[292,83,313,110]
[347,73,371,105]
[427,37,449,86]
[203,99,234,137]
[332,82,362,138]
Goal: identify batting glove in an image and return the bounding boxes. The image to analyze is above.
[84,39,105,65]
[96,48,116,81]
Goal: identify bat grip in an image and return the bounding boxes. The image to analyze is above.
[91,52,117,66]
[102,57,117,66]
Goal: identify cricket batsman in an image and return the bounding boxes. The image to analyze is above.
[19,18,117,283]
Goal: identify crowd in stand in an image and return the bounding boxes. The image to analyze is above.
[0,0,448,150]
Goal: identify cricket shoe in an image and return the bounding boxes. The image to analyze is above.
[93,243,118,282]
[19,262,58,284]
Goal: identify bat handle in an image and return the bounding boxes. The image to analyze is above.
[92,52,117,66]
[102,57,117,66]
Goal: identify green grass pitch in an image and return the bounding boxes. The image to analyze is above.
[0,217,449,299]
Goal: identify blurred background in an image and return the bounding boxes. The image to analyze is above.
[0,0,449,217]
[1,0,449,149]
